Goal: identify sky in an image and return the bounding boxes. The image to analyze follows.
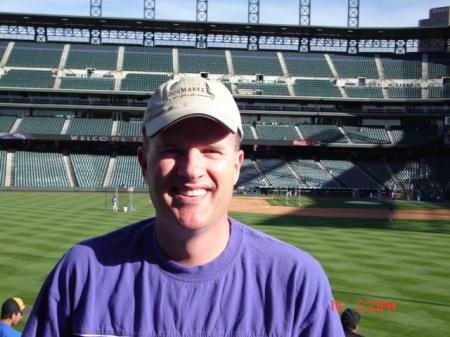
[0,0,449,27]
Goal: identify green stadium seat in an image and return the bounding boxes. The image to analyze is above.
[122,46,173,72]
[283,52,332,77]
[6,42,64,68]
[329,53,379,79]
[66,45,118,70]
[231,51,283,76]
[0,69,55,89]
[108,155,147,188]
[178,48,228,74]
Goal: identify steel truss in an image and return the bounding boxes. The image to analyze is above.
[248,0,260,24]
[299,0,311,26]
[197,0,208,21]
[144,0,156,19]
[0,23,449,54]
[90,0,102,17]
[348,0,359,27]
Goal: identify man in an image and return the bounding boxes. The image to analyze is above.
[0,297,26,337]
[341,308,364,337]
[24,77,344,336]
[112,194,118,212]
[388,202,394,222]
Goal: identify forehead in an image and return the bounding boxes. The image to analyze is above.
[154,117,234,145]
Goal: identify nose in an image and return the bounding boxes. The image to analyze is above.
[177,149,205,180]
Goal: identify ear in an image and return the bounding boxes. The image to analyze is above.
[137,146,149,184]
[233,149,244,185]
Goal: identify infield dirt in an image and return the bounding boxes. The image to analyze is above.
[228,196,450,220]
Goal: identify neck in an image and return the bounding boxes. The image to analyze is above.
[156,219,231,266]
[0,318,12,326]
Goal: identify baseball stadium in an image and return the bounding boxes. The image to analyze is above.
[1,1,450,336]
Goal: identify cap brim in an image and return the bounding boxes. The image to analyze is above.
[144,107,241,138]
[21,306,32,314]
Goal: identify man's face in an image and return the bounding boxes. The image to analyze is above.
[12,312,22,325]
[138,117,243,233]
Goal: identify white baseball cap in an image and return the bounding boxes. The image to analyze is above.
[143,77,242,139]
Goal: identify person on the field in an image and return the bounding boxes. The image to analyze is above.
[388,202,394,222]
[24,77,344,337]
[0,297,27,337]
[341,308,364,337]
[112,194,118,212]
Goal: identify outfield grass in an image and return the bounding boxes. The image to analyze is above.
[267,194,450,210]
[1,191,449,336]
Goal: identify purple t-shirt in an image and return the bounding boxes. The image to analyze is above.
[23,217,344,337]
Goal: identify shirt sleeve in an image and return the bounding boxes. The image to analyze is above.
[298,300,345,337]
[22,255,73,337]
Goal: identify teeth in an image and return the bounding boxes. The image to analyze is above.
[180,189,206,196]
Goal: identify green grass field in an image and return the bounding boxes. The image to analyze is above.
[1,191,449,336]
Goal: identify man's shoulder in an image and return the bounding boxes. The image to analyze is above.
[0,322,21,337]
[63,218,156,263]
[232,218,323,272]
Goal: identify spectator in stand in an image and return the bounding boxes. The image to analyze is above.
[341,308,364,337]
[0,297,27,337]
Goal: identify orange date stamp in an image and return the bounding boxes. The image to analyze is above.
[330,300,397,312]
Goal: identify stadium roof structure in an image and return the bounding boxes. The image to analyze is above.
[1,12,450,53]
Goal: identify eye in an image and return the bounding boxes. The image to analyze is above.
[160,148,182,157]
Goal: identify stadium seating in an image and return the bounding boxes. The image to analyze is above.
[255,124,300,140]
[122,46,173,72]
[288,158,341,189]
[283,52,333,77]
[178,48,228,74]
[293,79,342,97]
[344,86,383,99]
[120,73,169,92]
[387,86,422,99]
[354,159,396,189]
[0,116,17,133]
[6,42,64,68]
[428,53,450,78]
[342,125,390,144]
[424,156,450,189]
[329,53,379,79]
[70,154,109,187]
[116,120,143,137]
[256,157,302,188]
[428,87,450,98]
[16,117,65,135]
[388,159,421,191]
[66,118,113,136]
[14,151,70,187]
[380,54,422,79]
[391,125,438,144]
[0,41,8,60]
[242,124,256,140]
[108,155,147,189]
[0,69,55,89]
[235,158,266,190]
[60,77,115,91]
[320,159,378,189]
[231,51,283,76]
[298,124,347,143]
[65,45,119,70]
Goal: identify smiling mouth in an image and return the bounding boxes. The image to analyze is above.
[179,189,207,197]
